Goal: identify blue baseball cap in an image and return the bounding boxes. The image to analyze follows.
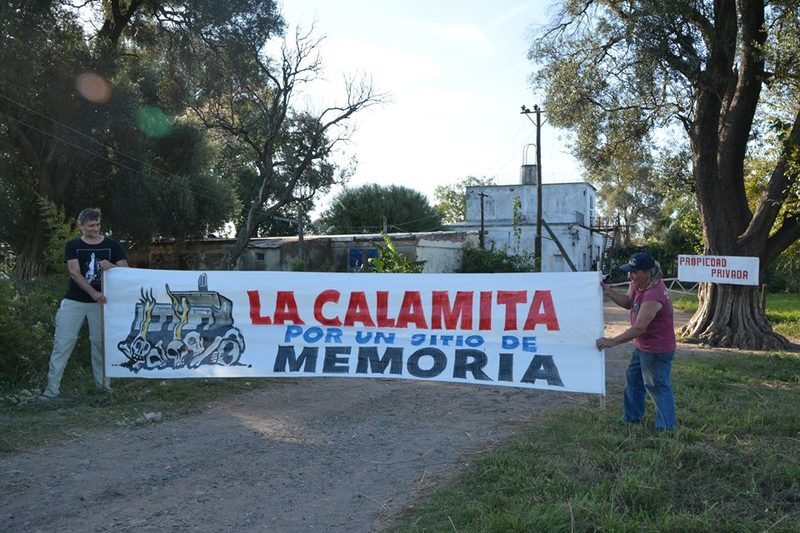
[620,252,655,272]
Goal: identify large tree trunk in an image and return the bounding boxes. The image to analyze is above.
[7,123,75,281]
[12,224,50,282]
[222,204,265,270]
[222,229,250,270]
[680,283,789,350]
[675,1,790,350]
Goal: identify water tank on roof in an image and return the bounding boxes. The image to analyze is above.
[520,164,538,185]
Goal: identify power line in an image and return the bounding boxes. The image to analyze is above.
[0,108,223,204]
[485,121,526,180]
[0,92,452,231]
[390,213,443,227]
[329,212,443,233]
[0,91,185,183]
[0,93,228,202]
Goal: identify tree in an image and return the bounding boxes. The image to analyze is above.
[0,2,100,279]
[0,1,251,279]
[592,141,673,244]
[434,175,495,223]
[168,17,384,268]
[530,0,800,349]
[316,184,443,235]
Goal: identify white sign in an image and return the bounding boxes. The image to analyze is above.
[677,255,759,286]
[103,269,606,394]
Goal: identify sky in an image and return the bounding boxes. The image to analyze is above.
[277,0,582,209]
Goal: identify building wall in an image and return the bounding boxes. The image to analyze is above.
[329,232,476,272]
[149,231,476,273]
[244,239,335,271]
[464,182,603,272]
[148,238,334,271]
[467,183,595,226]
[149,240,230,270]
[417,235,478,273]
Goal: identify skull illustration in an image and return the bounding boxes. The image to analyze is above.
[216,328,245,366]
[166,340,189,368]
[131,337,151,359]
[144,343,167,370]
[183,332,205,358]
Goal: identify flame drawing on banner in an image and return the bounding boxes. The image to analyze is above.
[117,273,247,372]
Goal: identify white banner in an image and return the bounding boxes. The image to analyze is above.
[103,269,605,394]
[677,254,759,286]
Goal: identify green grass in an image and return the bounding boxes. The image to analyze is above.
[764,294,800,340]
[674,292,800,340]
[3,288,799,529]
[388,351,800,532]
[0,369,273,453]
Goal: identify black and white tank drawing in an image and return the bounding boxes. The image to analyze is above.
[117,274,247,372]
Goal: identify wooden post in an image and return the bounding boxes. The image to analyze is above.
[760,283,768,311]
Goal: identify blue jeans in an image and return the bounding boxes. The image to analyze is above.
[623,348,676,430]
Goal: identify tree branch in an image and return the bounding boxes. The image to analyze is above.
[97,0,145,46]
[741,107,800,254]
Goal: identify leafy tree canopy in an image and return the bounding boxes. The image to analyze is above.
[0,0,272,277]
[529,0,800,349]
[434,175,495,223]
[316,184,443,234]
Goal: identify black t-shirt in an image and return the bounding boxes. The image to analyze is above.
[64,237,127,302]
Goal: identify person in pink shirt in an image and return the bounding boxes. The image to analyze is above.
[596,252,677,430]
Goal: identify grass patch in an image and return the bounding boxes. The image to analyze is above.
[0,370,274,453]
[673,292,800,340]
[388,351,800,532]
[763,294,800,340]
[671,294,700,314]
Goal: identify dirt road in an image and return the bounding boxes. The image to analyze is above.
[0,304,677,532]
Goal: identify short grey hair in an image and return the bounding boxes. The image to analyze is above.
[77,208,101,225]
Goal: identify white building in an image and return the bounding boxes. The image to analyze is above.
[460,168,605,272]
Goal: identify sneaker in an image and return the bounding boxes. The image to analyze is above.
[37,393,60,403]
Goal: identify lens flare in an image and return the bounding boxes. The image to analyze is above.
[75,72,112,103]
[136,105,172,138]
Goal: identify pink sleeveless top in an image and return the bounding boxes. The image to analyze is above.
[628,280,676,353]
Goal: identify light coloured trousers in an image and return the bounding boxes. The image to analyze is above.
[43,299,108,397]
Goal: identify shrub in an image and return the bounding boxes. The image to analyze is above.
[369,233,425,273]
[764,242,800,293]
[36,195,79,272]
[0,276,88,389]
[459,245,535,273]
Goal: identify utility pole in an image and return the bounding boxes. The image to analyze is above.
[297,202,305,263]
[478,192,487,249]
[535,105,542,271]
[521,104,543,271]
[470,189,489,249]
